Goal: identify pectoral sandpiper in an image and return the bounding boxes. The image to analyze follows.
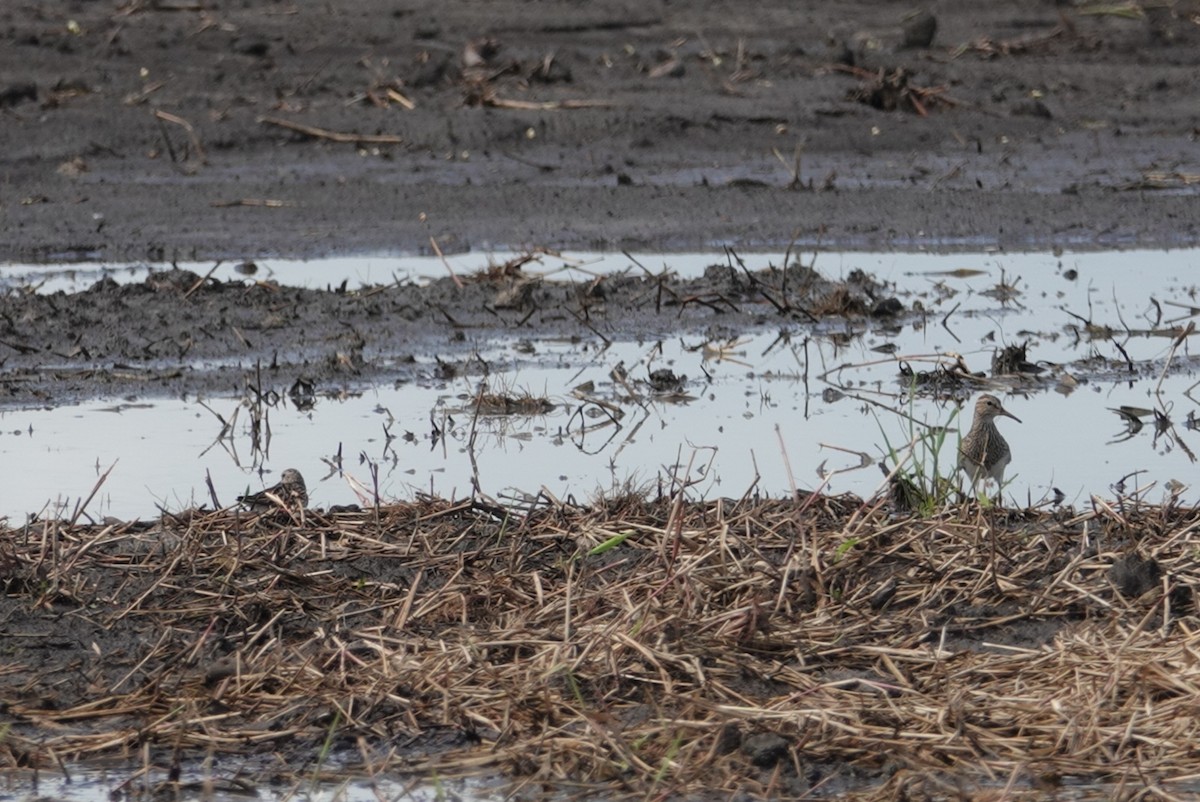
[959,394,1021,490]
[238,468,308,511]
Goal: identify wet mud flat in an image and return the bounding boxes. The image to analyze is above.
[1,491,1197,800]
[2,0,1199,261]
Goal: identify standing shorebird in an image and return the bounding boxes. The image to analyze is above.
[959,394,1021,491]
[238,468,308,511]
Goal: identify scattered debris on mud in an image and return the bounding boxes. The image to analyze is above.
[4,1,1200,259]
[0,256,897,406]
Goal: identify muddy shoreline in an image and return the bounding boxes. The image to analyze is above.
[0,260,899,406]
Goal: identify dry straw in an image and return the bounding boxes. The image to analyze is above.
[2,490,1199,800]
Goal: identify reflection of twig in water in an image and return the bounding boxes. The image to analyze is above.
[197,399,247,466]
[1152,405,1196,464]
[1156,321,1195,396]
[1161,298,1200,326]
[379,414,398,464]
[1108,406,1145,444]
[464,394,483,496]
[241,361,274,461]
[1108,403,1197,463]
[566,401,623,455]
[609,361,648,410]
[820,387,953,435]
[428,408,449,457]
[816,443,874,480]
[606,408,650,464]
[760,328,792,358]
[940,301,961,344]
[801,337,810,420]
[320,442,345,481]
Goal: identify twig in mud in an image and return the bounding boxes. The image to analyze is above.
[565,305,612,347]
[429,236,463,289]
[182,262,222,300]
[258,115,403,144]
[834,65,958,116]
[727,249,819,323]
[154,109,206,172]
[950,22,1072,58]
[432,304,466,328]
[0,337,39,355]
[622,250,680,314]
[210,198,295,208]
[480,96,612,111]
[772,142,807,190]
[678,292,738,316]
[499,150,558,172]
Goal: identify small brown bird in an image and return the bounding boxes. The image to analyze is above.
[959,394,1021,489]
[238,468,308,511]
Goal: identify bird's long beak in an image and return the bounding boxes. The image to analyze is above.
[999,407,1022,423]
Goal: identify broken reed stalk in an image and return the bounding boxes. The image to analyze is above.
[67,460,117,529]
[4,492,1200,800]
[429,236,463,289]
[154,109,206,171]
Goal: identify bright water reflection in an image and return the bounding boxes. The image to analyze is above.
[2,248,1200,520]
